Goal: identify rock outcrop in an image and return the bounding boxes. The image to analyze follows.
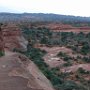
[0,51,55,90]
[2,24,28,51]
[0,24,55,90]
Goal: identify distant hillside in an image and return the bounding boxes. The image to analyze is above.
[0,13,90,23]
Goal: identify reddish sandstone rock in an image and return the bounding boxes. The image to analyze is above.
[2,24,28,51]
[0,51,55,90]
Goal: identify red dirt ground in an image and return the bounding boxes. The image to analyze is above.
[39,46,90,73]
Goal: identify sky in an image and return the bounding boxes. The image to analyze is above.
[0,0,90,17]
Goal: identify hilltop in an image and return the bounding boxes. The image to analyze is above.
[0,13,90,24]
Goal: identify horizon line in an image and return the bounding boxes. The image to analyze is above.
[0,12,90,18]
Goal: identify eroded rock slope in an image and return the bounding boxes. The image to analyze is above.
[0,51,55,90]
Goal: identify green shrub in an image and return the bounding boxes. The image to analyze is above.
[77,56,82,59]
[61,80,87,90]
[77,68,89,74]
[63,61,72,67]
[57,52,66,57]
[63,56,71,61]
[82,57,90,63]
[0,51,4,57]
[80,44,90,55]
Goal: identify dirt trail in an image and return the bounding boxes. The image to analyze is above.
[0,51,55,90]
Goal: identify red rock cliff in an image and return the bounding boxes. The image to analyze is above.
[2,24,28,51]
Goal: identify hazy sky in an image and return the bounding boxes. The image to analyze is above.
[0,0,90,16]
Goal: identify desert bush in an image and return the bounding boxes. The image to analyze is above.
[63,61,72,67]
[61,80,87,90]
[21,30,90,90]
[80,44,90,55]
[77,68,89,74]
[0,51,4,57]
[57,52,66,57]
[82,57,90,63]
[63,56,71,61]
[77,56,82,59]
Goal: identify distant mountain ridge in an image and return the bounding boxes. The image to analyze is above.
[0,13,90,23]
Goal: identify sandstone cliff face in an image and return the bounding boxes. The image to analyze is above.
[2,24,28,51]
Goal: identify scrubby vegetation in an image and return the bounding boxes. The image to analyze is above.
[23,27,90,54]
[19,26,90,90]
[22,45,89,90]
[77,68,90,74]
[1,13,90,24]
[82,57,90,63]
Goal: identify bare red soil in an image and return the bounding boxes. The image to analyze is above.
[39,46,90,73]
[37,23,90,33]
[39,46,65,67]
[61,64,90,73]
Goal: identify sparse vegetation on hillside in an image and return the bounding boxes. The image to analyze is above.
[22,27,90,51]
[13,22,90,90]
[22,45,89,90]
[0,13,90,25]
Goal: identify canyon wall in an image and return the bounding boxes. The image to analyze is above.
[2,24,28,51]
